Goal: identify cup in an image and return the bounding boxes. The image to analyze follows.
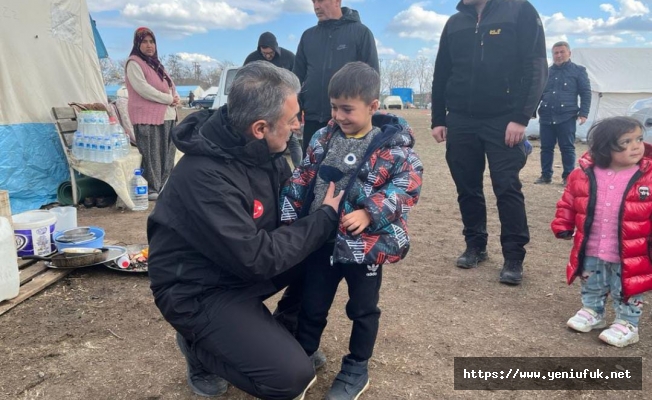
[50,206,78,233]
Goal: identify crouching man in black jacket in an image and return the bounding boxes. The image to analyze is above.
[431,0,547,285]
[147,61,343,400]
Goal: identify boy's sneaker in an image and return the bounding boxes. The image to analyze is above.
[310,349,327,370]
[325,356,370,400]
[566,308,606,332]
[176,332,228,397]
[294,376,317,400]
[599,320,639,348]
[456,247,488,269]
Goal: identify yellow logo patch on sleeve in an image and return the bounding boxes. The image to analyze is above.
[489,29,502,35]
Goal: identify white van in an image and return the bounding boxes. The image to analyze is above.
[211,66,241,109]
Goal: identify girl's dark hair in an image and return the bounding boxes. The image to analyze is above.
[587,116,645,168]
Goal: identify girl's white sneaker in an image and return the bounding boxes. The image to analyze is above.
[567,308,607,332]
[599,321,639,348]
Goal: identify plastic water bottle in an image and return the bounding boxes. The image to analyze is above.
[83,134,92,161]
[102,137,113,163]
[72,130,84,159]
[130,169,149,211]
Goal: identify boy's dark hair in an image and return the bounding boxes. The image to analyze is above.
[588,116,645,168]
[328,62,380,104]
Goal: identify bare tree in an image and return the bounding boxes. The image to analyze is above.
[163,54,191,83]
[414,56,434,94]
[100,58,124,85]
[380,59,414,92]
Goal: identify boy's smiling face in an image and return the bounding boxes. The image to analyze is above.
[330,96,379,137]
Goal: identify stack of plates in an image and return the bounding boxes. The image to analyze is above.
[55,227,96,244]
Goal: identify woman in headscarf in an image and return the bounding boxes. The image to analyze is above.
[125,27,179,201]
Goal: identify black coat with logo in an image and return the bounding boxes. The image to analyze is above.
[147,107,338,326]
[293,7,379,123]
[431,0,548,128]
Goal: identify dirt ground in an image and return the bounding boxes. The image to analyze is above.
[1,109,649,399]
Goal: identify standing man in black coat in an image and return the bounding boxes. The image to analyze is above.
[293,0,379,155]
[244,32,295,71]
[245,32,302,168]
[431,0,547,285]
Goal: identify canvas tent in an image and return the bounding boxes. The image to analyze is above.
[176,85,204,99]
[526,47,652,140]
[0,0,106,213]
[203,86,219,97]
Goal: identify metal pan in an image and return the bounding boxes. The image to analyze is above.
[22,247,109,269]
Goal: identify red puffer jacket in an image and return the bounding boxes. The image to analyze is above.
[551,144,652,297]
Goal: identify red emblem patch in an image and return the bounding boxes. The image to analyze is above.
[253,200,264,219]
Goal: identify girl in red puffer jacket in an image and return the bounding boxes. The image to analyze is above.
[552,116,652,348]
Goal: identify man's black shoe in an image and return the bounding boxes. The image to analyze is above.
[456,248,488,269]
[176,332,228,397]
[534,176,552,184]
[499,260,523,285]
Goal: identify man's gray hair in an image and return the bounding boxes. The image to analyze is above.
[552,41,570,50]
[228,61,300,134]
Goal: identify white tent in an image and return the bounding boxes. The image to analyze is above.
[202,86,219,97]
[0,0,106,213]
[526,47,652,141]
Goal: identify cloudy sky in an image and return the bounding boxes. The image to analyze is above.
[90,0,652,66]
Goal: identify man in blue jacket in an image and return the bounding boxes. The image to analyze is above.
[293,0,379,155]
[431,0,547,285]
[535,41,591,186]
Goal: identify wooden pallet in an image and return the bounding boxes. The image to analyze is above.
[0,258,72,316]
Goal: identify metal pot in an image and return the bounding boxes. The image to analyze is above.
[22,247,109,268]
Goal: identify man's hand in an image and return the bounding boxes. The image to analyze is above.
[321,182,345,213]
[431,126,447,143]
[505,122,526,147]
[341,209,372,236]
[578,116,587,125]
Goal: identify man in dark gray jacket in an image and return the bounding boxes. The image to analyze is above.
[535,41,591,186]
[293,0,379,155]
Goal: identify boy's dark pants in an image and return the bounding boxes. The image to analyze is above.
[296,243,383,361]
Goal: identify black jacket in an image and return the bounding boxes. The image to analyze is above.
[537,60,592,125]
[293,7,379,123]
[147,107,338,311]
[243,32,295,71]
[431,0,547,128]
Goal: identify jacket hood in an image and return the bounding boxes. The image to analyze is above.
[171,106,275,166]
[258,31,280,55]
[328,112,415,149]
[319,7,361,26]
[578,142,652,172]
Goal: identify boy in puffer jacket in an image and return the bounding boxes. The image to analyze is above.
[280,62,422,400]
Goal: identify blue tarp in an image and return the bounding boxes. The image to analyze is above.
[105,85,122,97]
[175,86,199,98]
[0,124,69,214]
[90,16,108,59]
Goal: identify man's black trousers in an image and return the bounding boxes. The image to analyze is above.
[155,266,313,400]
[296,243,383,361]
[445,112,530,260]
